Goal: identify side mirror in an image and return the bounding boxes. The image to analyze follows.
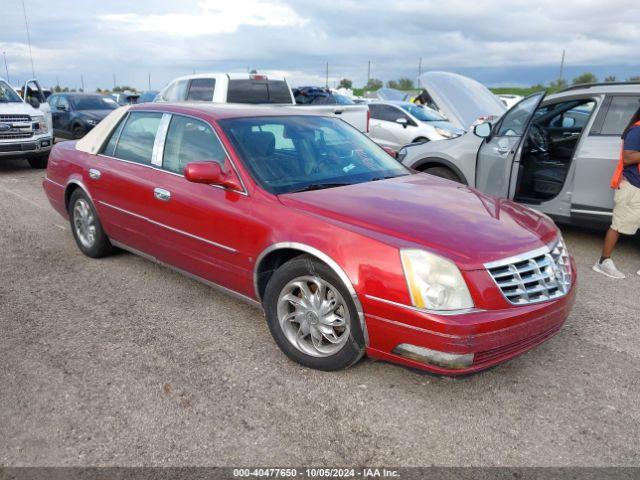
[562,116,576,128]
[28,97,40,109]
[395,117,408,128]
[57,104,67,111]
[381,146,397,158]
[184,161,242,191]
[473,122,492,138]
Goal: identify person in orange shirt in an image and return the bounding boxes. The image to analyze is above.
[593,106,640,279]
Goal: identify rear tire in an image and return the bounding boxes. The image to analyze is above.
[263,255,365,371]
[421,165,461,183]
[27,154,48,169]
[72,124,86,139]
[68,189,113,258]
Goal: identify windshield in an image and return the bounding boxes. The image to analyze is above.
[0,81,23,103]
[71,95,119,110]
[219,116,410,195]
[401,104,447,122]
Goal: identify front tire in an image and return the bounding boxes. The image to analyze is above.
[263,256,365,371]
[68,189,112,258]
[27,154,49,169]
[72,124,86,139]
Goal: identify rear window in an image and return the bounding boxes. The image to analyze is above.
[187,78,215,102]
[226,79,292,104]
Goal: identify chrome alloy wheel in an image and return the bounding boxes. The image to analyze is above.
[277,275,351,357]
[73,198,97,249]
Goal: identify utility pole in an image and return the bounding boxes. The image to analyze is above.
[148,72,151,90]
[558,49,566,84]
[113,74,116,90]
[367,60,371,85]
[417,57,422,88]
[325,62,329,88]
[2,51,9,83]
[80,74,85,92]
[20,0,36,78]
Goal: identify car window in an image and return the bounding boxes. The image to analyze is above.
[0,80,22,103]
[370,105,404,122]
[71,95,118,110]
[227,79,292,104]
[600,96,640,135]
[101,115,128,157]
[548,101,595,129]
[48,95,59,108]
[112,112,163,165]
[187,78,215,102]
[219,115,409,195]
[160,80,188,102]
[497,93,543,136]
[334,93,354,105]
[163,115,228,174]
[57,96,70,110]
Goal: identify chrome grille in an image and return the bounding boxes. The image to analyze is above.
[485,239,572,305]
[0,131,34,140]
[0,115,32,123]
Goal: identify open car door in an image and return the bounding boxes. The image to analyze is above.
[23,79,52,129]
[475,92,546,198]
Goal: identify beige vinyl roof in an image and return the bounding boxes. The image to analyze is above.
[75,105,131,154]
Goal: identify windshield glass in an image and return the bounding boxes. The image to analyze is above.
[220,116,410,195]
[401,104,447,122]
[0,81,23,103]
[71,95,119,110]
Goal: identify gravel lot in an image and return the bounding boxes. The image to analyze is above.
[1,157,639,467]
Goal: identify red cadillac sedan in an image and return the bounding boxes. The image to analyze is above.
[43,103,576,374]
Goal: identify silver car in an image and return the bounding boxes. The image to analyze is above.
[368,101,464,151]
[399,81,640,228]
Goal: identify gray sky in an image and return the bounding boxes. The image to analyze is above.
[2,0,639,90]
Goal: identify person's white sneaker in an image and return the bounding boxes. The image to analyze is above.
[592,259,626,279]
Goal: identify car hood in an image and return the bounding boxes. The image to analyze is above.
[418,71,506,130]
[0,101,40,116]
[279,174,558,270]
[423,120,465,136]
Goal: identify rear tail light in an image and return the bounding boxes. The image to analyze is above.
[250,74,267,81]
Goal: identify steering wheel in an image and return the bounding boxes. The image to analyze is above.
[528,123,549,152]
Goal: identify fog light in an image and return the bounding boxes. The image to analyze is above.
[392,344,474,369]
[40,139,51,147]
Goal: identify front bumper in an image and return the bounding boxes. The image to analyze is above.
[0,136,53,158]
[363,265,577,375]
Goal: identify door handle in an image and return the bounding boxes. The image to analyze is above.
[154,187,171,202]
[88,168,101,180]
[496,146,509,155]
[334,109,344,115]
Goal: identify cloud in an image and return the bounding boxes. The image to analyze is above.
[101,0,307,36]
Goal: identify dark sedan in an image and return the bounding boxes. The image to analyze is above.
[48,93,119,139]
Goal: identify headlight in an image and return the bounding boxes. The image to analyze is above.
[31,115,48,133]
[434,127,456,139]
[397,147,408,162]
[400,249,474,311]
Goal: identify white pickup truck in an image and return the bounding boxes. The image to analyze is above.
[0,78,53,168]
[155,73,370,133]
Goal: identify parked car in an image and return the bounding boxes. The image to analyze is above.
[397,82,640,228]
[154,73,370,132]
[368,101,464,151]
[0,77,53,168]
[292,86,355,105]
[48,92,119,139]
[43,103,575,375]
[112,91,140,106]
[498,94,524,108]
[138,90,159,103]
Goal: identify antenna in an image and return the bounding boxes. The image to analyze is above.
[20,0,36,78]
[325,62,329,88]
[2,51,9,83]
[417,57,422,88]
[558,49,566,84]
[367,60,371,85]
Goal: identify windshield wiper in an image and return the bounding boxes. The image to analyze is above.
[288,182,353,193]
[370,174,408,182]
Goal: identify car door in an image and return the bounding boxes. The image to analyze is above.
[475,92,545,198]
[55,96,73,137]
[369,104,414,150]
[88,110,168,256]
[143,113,255,296]
[571,94,640,217]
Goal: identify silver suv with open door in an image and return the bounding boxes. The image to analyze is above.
[398,82,640,228]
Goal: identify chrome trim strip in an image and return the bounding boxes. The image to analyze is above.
[111,240,261,309]
[570,208,612,217]
[364,294,484,316]
[151,113,172,166]
[98,200,238,253]
[483,243,553,270]
[253,242,369,346]
[44,176,65,188]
